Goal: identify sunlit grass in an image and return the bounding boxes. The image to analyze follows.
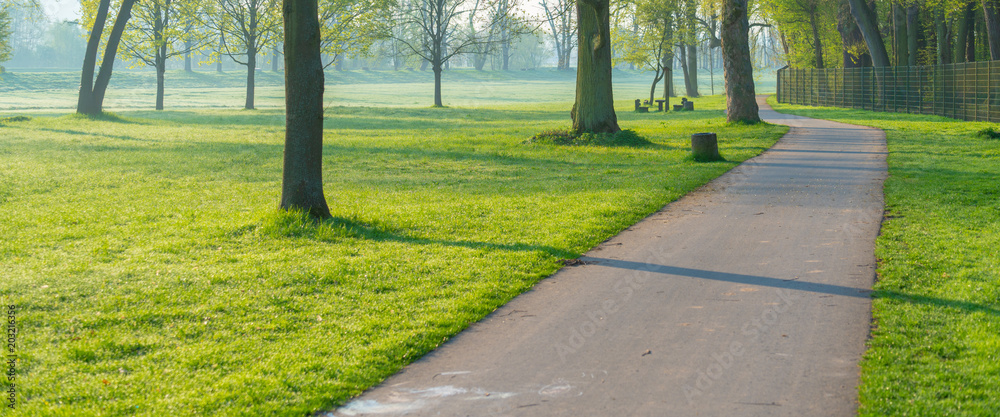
[768,98,1000,416]
[0,95,786,415]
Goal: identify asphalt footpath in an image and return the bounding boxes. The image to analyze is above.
[327,96,888,417]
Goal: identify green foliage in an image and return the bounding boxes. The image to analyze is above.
[770,99,1000,416]
[0,88,786,415]
[0,1,11,66]
[759,0,840,68]
[0,115,30,125]
[320,0,395,65]
[976,126,1000,139]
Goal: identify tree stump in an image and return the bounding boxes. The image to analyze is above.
[683,101,695,111]
[691,132,722,161]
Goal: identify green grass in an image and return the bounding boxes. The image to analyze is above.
[768,98,1000,416]
[0,67,775,111]
[0,91,787,415]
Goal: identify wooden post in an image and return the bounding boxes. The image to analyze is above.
[691,132,722,161]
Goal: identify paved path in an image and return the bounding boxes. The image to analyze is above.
[328,97,887,416]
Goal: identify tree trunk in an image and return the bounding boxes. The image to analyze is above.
[847,0,890,67]
[966,9,977,62]
[955,3,975,63]
[838,1,870,68]
[280,0,331,219]
[679,44,690,92]
[156,46,166,110]
[273,43,280,71]
[985,0,1000,60]
[185,38,193,72]
[217,30,225,72]
[906,5,918,66]
[893,3,908,66]
[810,11,824,68]
[433,65,443,107]
[936,8,951,64]
[78,0,110,115]
[246,47,256,110]
[571,0,619,134]
[649,68,662,104]
[686,44,699,96]
[87,0,137,115]
[721,0,759,124]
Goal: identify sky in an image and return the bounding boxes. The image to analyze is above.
[40,0,82,22]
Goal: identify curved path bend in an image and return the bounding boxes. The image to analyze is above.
[328,96,888,416]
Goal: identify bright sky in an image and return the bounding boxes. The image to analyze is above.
[40,0,82,22]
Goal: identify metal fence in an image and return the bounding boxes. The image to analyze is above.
[776,61,1000,123]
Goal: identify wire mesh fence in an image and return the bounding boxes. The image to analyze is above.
[776,61,1000,123]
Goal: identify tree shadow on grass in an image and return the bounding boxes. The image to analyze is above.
[244,211,576,259]
[34,127,155,143]
[873,290,1000,318]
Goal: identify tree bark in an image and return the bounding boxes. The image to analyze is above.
[893,3,908,66]
[954,3,975,63]
[280,0,331,219]
[838,1,870,68]
[78,0,110,115]
[156,47,166,110]
[985,0,1000,60]
[273,43,280,71]
[936,8,951,64]
[685,44,699,96]
[649,68,663,104]
[246,47,257,110]
[809,11,824,68]
[906,5,918,66]
[571,0,619,134]
[847,0,890,67]
[80,0,136,115]
[684,0,698,97]
[433,65,443,107]
[721,0,759,124]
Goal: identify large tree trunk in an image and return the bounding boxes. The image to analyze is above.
[280,0,331,219]
[85,0,137,115]
[838,1,870,68]
[906,5,919,66]
[810,11,824,68]
[893,3,908,66]
[684,0,698,97]
[721,0,759,124]
[985,0,1000,60]
[936,8,952,64]
[685,44,699,96]
[954,3,975,63]
[847,0,891,67]
[246,47,257,110]
[571,0,619,134]
[77,0,110,115]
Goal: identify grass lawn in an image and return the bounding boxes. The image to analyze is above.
[768,98,1000,416]
[0,85,786,415]
[0,67,774,111]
